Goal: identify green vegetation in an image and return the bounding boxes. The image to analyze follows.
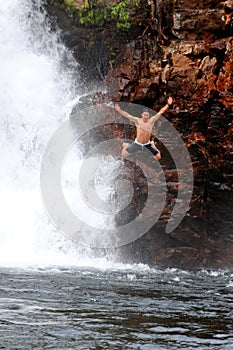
[64,0,76,8]
[49,0,140,30]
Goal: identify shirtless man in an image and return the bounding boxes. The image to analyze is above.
[115,96,173,161]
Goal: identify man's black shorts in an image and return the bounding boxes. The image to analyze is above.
[126,141,159,156]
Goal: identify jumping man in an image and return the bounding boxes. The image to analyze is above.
[115,96,173,161]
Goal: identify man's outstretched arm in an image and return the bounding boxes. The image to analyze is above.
[115,104,139,125]
[150,96,173,123]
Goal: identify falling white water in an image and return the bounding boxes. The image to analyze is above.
[0,0,94,267]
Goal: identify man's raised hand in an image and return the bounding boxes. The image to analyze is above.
[167,96,173,105]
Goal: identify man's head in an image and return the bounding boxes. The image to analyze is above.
[141,110,150,122]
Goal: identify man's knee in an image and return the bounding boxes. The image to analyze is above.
[154,150,161,161]
[122,142,129,148]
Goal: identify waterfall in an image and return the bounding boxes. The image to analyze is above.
[0,0,95,267]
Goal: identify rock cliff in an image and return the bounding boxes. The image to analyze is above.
[45,0,233,268]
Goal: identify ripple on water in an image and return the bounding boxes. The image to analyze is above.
[0,266,233,349]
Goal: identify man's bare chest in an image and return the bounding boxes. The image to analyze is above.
[137,120,153,132]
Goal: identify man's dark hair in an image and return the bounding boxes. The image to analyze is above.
[142,109,151,115]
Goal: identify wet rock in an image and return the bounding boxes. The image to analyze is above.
[47,0,233,269]
[216,38,233,109]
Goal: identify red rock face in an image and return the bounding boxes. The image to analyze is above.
[216,38,233,108]
[103,1,233,268]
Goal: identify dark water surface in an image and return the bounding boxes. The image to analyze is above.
[0,265,232,349]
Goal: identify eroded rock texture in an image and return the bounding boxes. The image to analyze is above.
[46,0,233,268]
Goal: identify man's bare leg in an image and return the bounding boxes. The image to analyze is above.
[151,140,161,161]
[122,142,130,158]
[154,150,161,161]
